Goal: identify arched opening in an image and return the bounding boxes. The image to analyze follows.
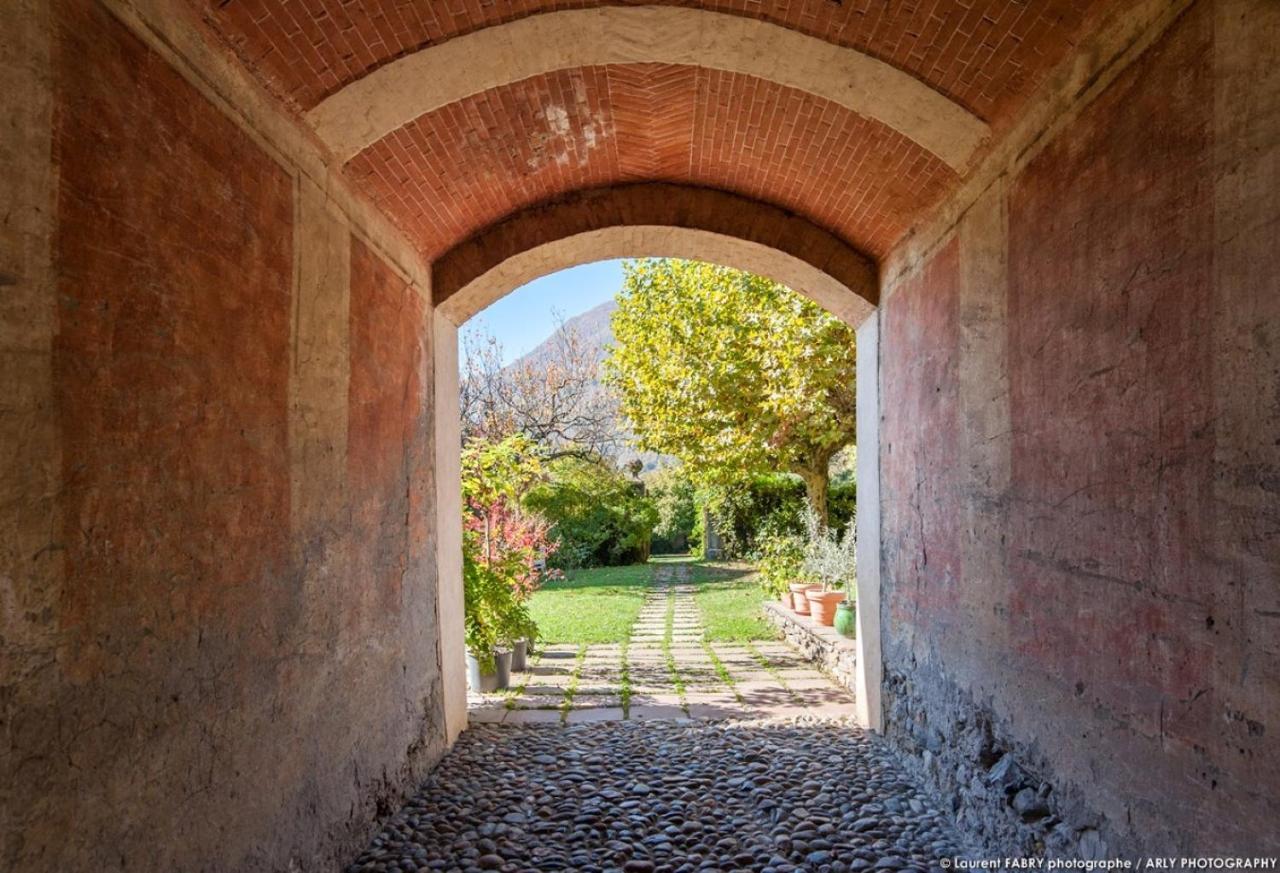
[432,215,883,740]
[433,184,878,326]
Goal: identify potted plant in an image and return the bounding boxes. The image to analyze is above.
[801,509,857,627]
[464,539,516,692]
[833,599,856,639]
[504,603,539,673]
[757,531,805,610]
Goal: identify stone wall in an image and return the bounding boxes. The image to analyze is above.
[763,602,859,693]
[0,1,449,870]
[875,0,1279,858]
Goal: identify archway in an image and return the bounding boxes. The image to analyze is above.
[433,183,877,325]
[431,204,884,742]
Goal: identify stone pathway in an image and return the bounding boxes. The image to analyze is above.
[348,566,967,872]
[468,562,855,725]
[346,718,970,873]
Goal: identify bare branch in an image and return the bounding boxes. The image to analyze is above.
[460,314,623,459]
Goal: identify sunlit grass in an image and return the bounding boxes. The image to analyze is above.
[690,561,777,642]
[526,563,652,643]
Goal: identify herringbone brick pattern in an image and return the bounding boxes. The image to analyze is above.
[347,64,957,260]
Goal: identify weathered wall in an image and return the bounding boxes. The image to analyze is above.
[0,0,448,869]
[877,0,1279,857]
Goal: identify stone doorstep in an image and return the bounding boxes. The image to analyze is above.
[564,707,625,723]
[509,695,564,709]
[503,709,565,725]
[627,705,690,721]
[686,703,750,721]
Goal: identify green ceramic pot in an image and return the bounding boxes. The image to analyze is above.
[833,601,857,639]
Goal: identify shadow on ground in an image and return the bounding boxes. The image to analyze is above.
[346,718,970,873]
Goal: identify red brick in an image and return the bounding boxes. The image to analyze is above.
[348,64,957,261]
[432,183,876,310]
[196,0,1107,127]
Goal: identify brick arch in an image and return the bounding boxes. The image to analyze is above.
[433,183,877,327]
[201,0,1105,132]
[307,7,988,169]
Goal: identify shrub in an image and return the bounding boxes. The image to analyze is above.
[461,434,564,665]
[695,473,856,559]
[801,508,857,595]
[525,458,658,569]
[647,465,697,553]
[756,530,806,598]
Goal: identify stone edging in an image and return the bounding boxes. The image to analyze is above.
[763,602,858,695]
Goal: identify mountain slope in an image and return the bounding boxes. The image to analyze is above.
[512,298,617,368]
[509,299,666,469]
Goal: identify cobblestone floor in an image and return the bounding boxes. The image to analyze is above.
[347,718,970,873]
[468,562,855,725]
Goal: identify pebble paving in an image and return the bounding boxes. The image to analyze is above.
[346,718,969,873]
[348,564,968,872]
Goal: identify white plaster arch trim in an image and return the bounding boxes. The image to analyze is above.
[308,6,989,171]
[438,225,877,328]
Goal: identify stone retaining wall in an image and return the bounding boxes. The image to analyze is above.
[763,601,859,694]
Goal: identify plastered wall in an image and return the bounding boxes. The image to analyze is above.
[876,0,1279,856]
[0,1,449,869]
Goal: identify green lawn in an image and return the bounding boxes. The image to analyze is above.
[527,563,653,643]
[527,557,778,645]
[689,561,777,642]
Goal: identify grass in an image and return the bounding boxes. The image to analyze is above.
[526,556,778,647]
[689,561,776,642]
[527,563,653,643]
[746,640,798,702]
[619,635,633,717]
[704,641,743,703]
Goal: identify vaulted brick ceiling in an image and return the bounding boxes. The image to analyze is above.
[194,0,1111,265]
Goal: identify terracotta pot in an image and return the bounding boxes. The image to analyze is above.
[789,582,815,615]
[780,591,794,610]
[807,590,846,626]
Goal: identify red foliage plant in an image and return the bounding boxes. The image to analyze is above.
[464,497,562,600]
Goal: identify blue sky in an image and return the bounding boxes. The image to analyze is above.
[462,259,626,364]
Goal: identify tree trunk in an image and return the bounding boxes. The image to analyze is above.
[798,466,830,528]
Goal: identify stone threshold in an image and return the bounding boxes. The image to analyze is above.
[763,601,858,695]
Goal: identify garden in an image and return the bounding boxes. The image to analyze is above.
[460,260,861,692]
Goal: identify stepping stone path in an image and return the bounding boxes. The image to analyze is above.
[350,564,972,872]
[469,562,856,725]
